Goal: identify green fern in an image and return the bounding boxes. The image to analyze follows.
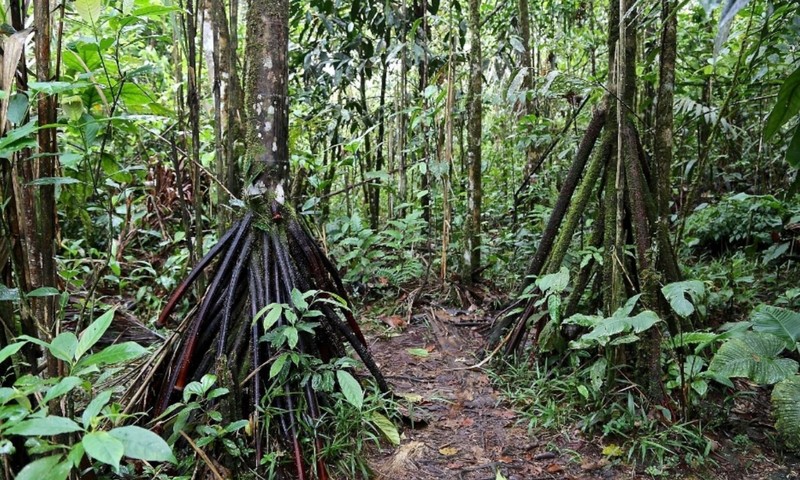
[708,332,798,385]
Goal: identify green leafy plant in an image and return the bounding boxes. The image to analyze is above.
[564,295,661,349]
[684,193,790,251]
[0,309,173,479]
[250,288,399,475]
[708,304,800,451]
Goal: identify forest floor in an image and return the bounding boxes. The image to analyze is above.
[359,296,800,480]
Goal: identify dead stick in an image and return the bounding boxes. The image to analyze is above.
[179,431,226,480]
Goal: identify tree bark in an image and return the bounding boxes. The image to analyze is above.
[464,0,482,284]
[246,0,290,194]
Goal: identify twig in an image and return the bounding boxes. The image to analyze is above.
[449,324,515,371]
[179,430,226,480]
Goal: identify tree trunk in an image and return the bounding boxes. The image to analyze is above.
[245,0,289,192]
[464,0,482,284]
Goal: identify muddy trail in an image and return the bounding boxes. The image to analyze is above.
[362,306,617,480]
[361,305,800,480]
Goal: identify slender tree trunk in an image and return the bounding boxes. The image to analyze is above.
[518,0,537,175]
[32,0,58,345]
[416,0,432,224]
[464,0,482,284]
[246,0,289,191]
[209,0,244,227]
[186,0,204,273]
[396,2,408,213]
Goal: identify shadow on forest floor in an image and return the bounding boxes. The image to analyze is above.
[360,301,800,480]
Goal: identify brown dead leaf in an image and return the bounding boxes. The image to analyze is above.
[381,315,407,329]
[546,463,564,473]
[581,458,610,471]
[382,441,427,477]
[439,446,459,456]
[460,417,475,427]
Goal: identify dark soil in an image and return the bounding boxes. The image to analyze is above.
[361,302,800,480]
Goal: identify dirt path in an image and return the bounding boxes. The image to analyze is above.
[362,306,800,480]
[364,307,614,480]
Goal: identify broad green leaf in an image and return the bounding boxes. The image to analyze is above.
[261,305,283,330]
[750,305,800,351]
[43,376,83,403]
[577,384,590,399]
[7,93,29,124]
[26,287,60,297]
[772,375,800,450]
[269,353,289,379]
[765,66,800,140]
[406,348,429,357]
[661,281,706,318]
[27,177,82,187]
[0,120,37,153]
[132,5,180,17]
[590,357,607,392]
[709,332,798,385]
[284,326,298,349]
[75,309,115,360]
[83,431,124,469]
[82,390,113,428]
[536,267,569,294]
[627,311,661,333]
[28,81,92,95]
[76,341,146,367]
[206,387,229,400]
[290,288,308,311]
[68,441,85,467]
[62,95,84,122]
[336,370,363,410]
[15,455,71,480]
[199,374,217,394]
[49,332,78,363]
[0,342,25,364]
[7,416,83,436]
[563,313,602,328]
[109,426,175,463]
[787,123,800,168]
[369,411,399,445]
[74,0,103,23]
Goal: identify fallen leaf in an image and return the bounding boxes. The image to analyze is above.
[407,348,429,357]
[385,441,427,475]
[439,446,459,456]
[581,459,610,471]
[397,392,424,403]
[546,463,564,473]
[382,315,407,329]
